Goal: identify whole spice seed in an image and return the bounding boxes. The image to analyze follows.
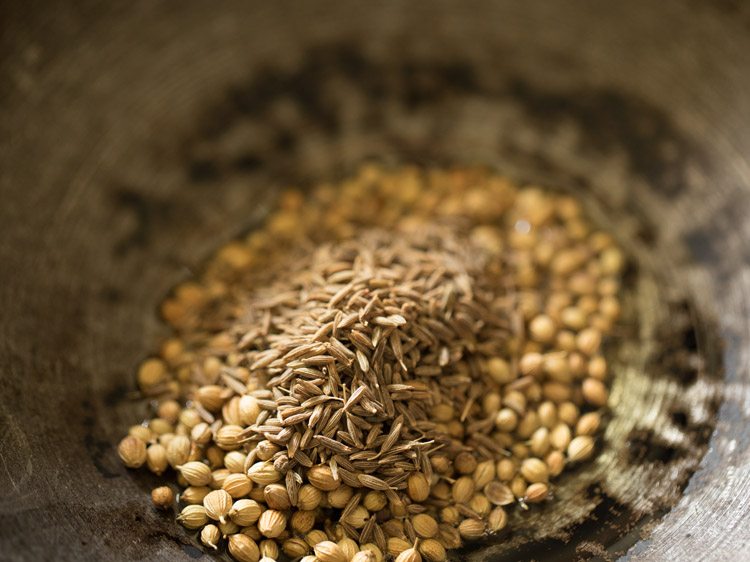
[229,499,262,526]
[151,486,174,509]
[201,524,221,550]
[118,436,146,468]
[177,505,209,529]
[203,489,232,523]
[228,534,260,562]
[315,541,348,562]
[258,509,287,538]
[117,165,626,561]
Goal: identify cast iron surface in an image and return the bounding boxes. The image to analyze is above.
[1,1,750,561]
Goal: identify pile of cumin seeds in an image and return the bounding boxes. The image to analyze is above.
[119,165,625,562]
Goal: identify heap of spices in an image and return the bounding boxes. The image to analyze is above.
[118,165,625,561]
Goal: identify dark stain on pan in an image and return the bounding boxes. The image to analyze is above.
[180,44,706,205]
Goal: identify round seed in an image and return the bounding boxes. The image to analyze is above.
[118,436,147,468]
[568,436,595,462]
[151,486,174,509]
[228,534,260,562]
[458,518,486,540]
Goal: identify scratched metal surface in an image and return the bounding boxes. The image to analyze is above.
[1,1,749,561]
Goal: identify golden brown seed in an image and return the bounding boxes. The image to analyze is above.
[529,315,556,343]
[452,476,475,504]
[256,541,277,560]
[582,378,609,407]
[520,458,549,483]
[128,425,152,443]
[211,468,231,490]
[223,473,252,498]
[454,452,477,475]
[438,524,462,549]
[516,411,540,439]
[228,534,260,562]
[256,441,281,461]
[146,444,168,475]
[224,450,247,473]
[576,328,602,356]
[242,525,262,541]
[519,352,544,377]
[204,489,233,523]
[494,408,518,432]
[216,424,244,450]
[469,493,492,517]
[177,504,208,529]
[544,353,572,383]
[432,403,455,422]
[307,464,340,491]
[550,423,572,451]
[201,524,221,550]
[588,355,608,380]
[327,484,353,508]
[180,486,210,505]
[412,513,439,538]
[503,390,526,415]
[511,442,529,460]
[487,507,508,532]
[430,454,452,475]
[546,450,565,476]
[166,435,191,468]
[458,518,486,540]
[382,519,406,539]
[576,412,601,436]
[530,427,550,457]
[407,472,430,502]
[486,357,514,384]
[524,482,549,503]
[283,537,310,558]
[353,551,377,562]
[558,402,580,426]
[258,509,286,538]
[484,481,515,506]
[430,481,451,501]
[179,408,201,429]
[314,540,348,562]
[440,505,460,525]
[137,358,166,389]
[118,436,147,468]
[305,529,328,547]
[229,499,262,526]
[482,392,502,415]
[496,458,516,481]
[387,538,412,557]
[338,538,359,561]
[345,506,370,529]
[364,490,388,512]
[297,484,323,510]
[247,461,282,485]
[151,486,174,509]
[291,510,317,533]
[196,384,228,412]
[568,435,595,462]
[178,461,212,486]
[205,445,224,468]
[419,539,446,562]
[191,422,212,445]
[473,460,496,489]
[264,483,291,510]
[510,475,527,498]
[239,395,261,425]
[360,544,384,562]
[396,548,422,562]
